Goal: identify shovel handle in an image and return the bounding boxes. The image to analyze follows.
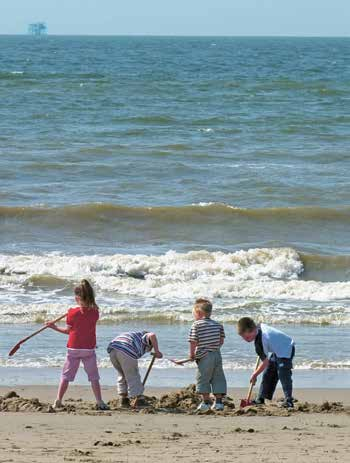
[168,358,192,366]
[142,353,156,386]
[246,356,261,402]
[8,312,67,356]
[23,313,67,343]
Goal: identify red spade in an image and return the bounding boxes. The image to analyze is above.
[240,357,260,408]
[8,313,67,357]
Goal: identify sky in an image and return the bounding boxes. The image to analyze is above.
[1,0,350,36]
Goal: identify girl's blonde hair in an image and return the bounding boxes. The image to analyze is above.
[74,279,98,310]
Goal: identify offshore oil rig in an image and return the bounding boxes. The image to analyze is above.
[28,22,47,36]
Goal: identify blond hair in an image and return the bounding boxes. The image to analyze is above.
[193,298,212,317]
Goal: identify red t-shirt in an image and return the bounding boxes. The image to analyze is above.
[66,307,99,349]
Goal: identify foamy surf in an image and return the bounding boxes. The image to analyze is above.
[2,247,303,301]
[2,356,350,371]
[1,248,350,326]
[0,301,349,326]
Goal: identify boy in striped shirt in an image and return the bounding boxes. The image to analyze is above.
[188,298,227,412]
[107,331,162,407]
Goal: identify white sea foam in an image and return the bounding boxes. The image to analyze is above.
[1,248,350,329]
[2,356,350,370]
[0,302,349,325]
[2,248,350,308]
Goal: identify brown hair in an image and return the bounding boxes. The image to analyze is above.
[74,279,98,310]
[237,317,257,335]
[193,298,212,316]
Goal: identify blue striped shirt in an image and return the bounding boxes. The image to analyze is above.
[107,331,152,359]
[188,318,225,359]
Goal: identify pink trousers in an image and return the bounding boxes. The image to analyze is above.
[61,349,100,382]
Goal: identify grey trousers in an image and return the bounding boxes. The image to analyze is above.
[196,351,227,395]
[109,349,144,398]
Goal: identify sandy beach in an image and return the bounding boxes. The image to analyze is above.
[0,386,349,462]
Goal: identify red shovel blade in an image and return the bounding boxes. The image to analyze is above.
[240,398,253,408]
[8,343,21,357]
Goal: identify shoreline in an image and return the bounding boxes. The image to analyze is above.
[2,366,350,389]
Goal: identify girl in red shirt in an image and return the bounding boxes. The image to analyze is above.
[46,279,109,410]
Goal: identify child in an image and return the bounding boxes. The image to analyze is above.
[46,279,109,410]
[188,298,227,412]
[237,317,295,408]
[107,331,163,407]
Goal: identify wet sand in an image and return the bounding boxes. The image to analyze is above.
[0,386,349,462]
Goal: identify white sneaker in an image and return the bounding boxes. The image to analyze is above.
[211,402,224,411]
[53,399,63,409]
[96,400,110,411]
[196,402,210,413]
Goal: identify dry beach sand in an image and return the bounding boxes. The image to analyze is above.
[0,386,349,462]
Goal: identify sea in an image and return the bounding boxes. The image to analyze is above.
[1,35,350,388]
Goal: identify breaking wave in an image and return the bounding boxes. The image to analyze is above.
[1,247,304,301]
[1,248,350,325]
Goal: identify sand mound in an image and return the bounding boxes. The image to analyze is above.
[1,388,349,416]
[107,385,235,412]
[156,384,200,410]
[153,387,348,417]
[228,400,347,417]
[156,384,235,411]
[295,401,345,413]
[0,391,45,412]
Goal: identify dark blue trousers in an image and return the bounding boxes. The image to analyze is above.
[258,348,295,401]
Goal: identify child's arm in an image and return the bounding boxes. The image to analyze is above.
[220,324,225,345]
[45,321,71,335]
[189,340,197,360]
[250,358,269,384]
[147,333,163,358]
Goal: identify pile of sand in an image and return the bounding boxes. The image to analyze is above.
[0,392,102,414]
[0,391,46,412]
[109,386,350,417]
[1,387,349,417]
[156,384,200,410]
[107,385,235,412]
[230,400,347,417]
[295,401,345,414]
[156,384,235,411]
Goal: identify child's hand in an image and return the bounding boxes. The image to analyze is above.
[153,350,163,359]
[45,321,57,330]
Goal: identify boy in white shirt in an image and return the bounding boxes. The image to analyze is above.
[237,317,295,408]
